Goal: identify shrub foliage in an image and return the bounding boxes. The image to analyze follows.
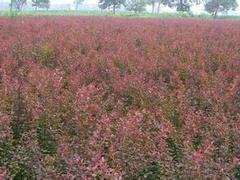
[0,17,239,179]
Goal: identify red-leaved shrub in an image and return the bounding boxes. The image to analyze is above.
[0,16,240,179]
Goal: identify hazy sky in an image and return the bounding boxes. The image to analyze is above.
[0,0,98,4]
[46,0,240,6]
[53,0,98,4]
[1,0,240,14]
[62,0,240,15]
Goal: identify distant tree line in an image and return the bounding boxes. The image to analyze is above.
[9,0,239,17]
[98,0,238,17]
[10,0,50,11]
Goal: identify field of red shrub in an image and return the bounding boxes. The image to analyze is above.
[0,16,240,179]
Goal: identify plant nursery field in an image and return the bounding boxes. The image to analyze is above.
[0,17,239,179]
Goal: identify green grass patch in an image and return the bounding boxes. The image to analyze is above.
[11,163,36,180]
[10,96,30,145]
[1,10,240,20]
[166,136,183,162]
[32,44,58,68]
[192,134,203,150]
[0,141,14,167]
[233,165,240,180]
[37,115,57,156]
[162,97,182,129]
[137,162,162,179]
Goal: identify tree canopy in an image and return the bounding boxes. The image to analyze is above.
[146,0,158,13]
[32,0,50,10]
[205,0,238,17]
[99,0,126,14]
[125,0,146,12]
[158,0,206,12]
[10,0,27,11]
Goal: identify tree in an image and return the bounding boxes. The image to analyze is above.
[155,0,174,14]
[99,0,126,14]
[156,0,161,13]
[192,0,203,5]
[125,0,146,13]
[152,0,188,12]
[160,0,205,12]
[146,0,158,13]
[74,0,84,10]
[10,0,27,11]
[32,0,50,10]
[205,0,238,17]
[176,0,190,11]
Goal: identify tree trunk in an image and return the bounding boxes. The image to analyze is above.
[113,4,116,14]
[10,0,13,12]
[179,0,183,11]
[214,9,218,18]
[18,4,21,11]
[76,3,78,10]
[152,2,155,13]
[157,2,160,14]
[34,0,37,11]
